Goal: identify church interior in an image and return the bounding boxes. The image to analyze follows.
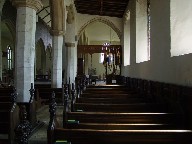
[1,0,192,143]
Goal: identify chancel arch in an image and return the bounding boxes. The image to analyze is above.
[77,17,122,41]
[77,21,121,84]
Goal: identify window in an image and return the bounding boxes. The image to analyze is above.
[136,0,150,63]
[7,45,13,70]
[99,53,104,63]
[171,0,192,56]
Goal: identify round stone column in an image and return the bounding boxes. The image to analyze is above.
[65,42,77,84]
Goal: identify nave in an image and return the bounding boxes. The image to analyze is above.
[1,77,192,143]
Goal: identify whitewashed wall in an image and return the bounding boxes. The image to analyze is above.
[121,0,192,86]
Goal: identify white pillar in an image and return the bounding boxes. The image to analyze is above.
[66,42,77,83]
[12,0,43,102]
[51,35,63,88]
[50,0,65,87]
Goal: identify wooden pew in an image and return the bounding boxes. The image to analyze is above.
[18,83,38,128]
[48,82,192,144]
[65,122,179,130]
[48,104,192,144]
[53,128,192,144]
[0,84,37,143]
[66,111,182,124]
[74,103,167,112]
[76,97,146,104]
[0,88,19,144]
[35,87,64,106]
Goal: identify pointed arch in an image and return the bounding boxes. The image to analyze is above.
[35,38,46,75]
[77,17,121,40]
[2,19,16,43]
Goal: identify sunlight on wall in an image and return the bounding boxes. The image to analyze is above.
[171,0,192,57]
[123,11,130,66]
[136,0,149,63]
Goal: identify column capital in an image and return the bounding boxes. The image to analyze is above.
[12,0,43,12]
[65,42,75,48]
[51,30,64,36]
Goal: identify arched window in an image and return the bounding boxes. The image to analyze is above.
[7,45,13,70]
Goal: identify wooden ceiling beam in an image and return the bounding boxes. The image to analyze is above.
[74,0,129,18]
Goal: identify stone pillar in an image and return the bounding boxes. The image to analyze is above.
[65,4,77,84]
[66,42,77,84]
[50,0,65,88]
[0,0,5,80]
[12,0,43,102]
[51,35,63,87]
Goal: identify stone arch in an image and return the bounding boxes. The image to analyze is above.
[35,38,46,75]
[77,17,121,40]
[2,19,16,43]
[1,20,16,74]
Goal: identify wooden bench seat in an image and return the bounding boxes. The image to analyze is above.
[0,102,13,109]
[74,103,167,112]
[65,122,182,130]
[81,93,141,98]
[53,128,192,144]
[66,112,182,124]
[76,97,146,104]
[0,88,14,94]
[0,96,12,102]
[34,84,51,89]
[0,102,19,144]
[83,90,134,94]
[87,85,127,88]
[36,88,63,105]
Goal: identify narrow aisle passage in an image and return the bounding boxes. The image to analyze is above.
[29,105,63,144]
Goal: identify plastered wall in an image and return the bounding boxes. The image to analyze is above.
[121,0,192,86]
